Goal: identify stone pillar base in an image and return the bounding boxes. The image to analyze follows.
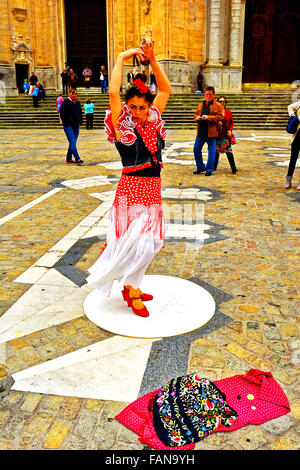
[0,66,18,97]
[202,64,243,92]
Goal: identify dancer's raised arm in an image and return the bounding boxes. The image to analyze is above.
[109,48,144,131]
[140,41,171,113]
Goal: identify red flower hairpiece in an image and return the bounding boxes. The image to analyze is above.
[133,78,148,94]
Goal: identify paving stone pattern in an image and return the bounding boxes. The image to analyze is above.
[0,127,299,450]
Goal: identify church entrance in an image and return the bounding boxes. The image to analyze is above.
[243,0,300,84]
[64,0,107,87]
[15,64,29,94]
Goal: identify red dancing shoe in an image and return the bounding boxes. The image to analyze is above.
[124,286,149,317]
[122,285,153,305]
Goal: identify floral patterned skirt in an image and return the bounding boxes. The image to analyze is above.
[217,137,232,154]
[153,373,238,447]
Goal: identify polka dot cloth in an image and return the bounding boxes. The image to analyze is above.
[111,174,164,239]
[115,369,290,450]
[214,368,290,432]
[135,121,159,161]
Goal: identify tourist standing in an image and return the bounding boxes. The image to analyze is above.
[70,69,78,89]
[99,65,108,93]
[150,72,156,94]
[127,69,134,83]
[29,71,38,95]
[59,88,84,165]
[82,66,92,89]
[193,86,223,176]
[23,79,29,94]
[61,69,70,94]
[285,100,300,190]
[197,68,204,93]
[214,96,238,174]
[84,98,95,129]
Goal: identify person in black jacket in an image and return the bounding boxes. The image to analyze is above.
[59,89,84,165]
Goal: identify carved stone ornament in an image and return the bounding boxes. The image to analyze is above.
[12,8,27,22]
[11,36,33,66]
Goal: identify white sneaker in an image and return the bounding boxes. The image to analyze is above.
[296,181,300,191]
[285,176,292,189]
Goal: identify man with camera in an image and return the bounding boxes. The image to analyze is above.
[193,86,223,176]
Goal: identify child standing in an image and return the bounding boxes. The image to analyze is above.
[84,98,95,129]
[23,79,29,94]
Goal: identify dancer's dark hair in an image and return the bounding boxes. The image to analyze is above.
[125,84,154,104]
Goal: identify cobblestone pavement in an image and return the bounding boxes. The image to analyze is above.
[0,126,299,452]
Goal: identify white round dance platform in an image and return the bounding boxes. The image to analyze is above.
[84,275,215,339]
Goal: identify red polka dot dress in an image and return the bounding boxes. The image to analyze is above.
[87,103,167,296]
[115,369,290,450]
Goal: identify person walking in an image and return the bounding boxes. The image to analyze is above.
[37,83,45,101]
[84,98,95,129]
[82,66,92,89]
[59,88,84,165]
[29,71,38,95]
[31,85,40,108]
[214,96,238,174]
[86,41,171,318]
[193,86,223,176]
[285,100,300,190]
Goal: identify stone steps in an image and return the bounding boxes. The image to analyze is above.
[0,92,292,129]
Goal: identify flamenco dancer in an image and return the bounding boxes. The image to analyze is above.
[87,42,171,318]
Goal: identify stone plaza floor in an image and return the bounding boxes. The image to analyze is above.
[0,126,299,451]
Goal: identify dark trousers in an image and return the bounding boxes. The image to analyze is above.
[86,113,93,129]
[32,96,39,108]
[214,151,237,173]
[287,128,300,177]
[62,81,68,94]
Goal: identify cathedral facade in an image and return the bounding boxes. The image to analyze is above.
[1,0,300,95]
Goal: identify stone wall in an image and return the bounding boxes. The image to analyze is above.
[0,0,247,95]
[0,0,63,95]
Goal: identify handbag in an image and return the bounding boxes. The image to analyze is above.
[229,133,236,145]
[286,106,300,134]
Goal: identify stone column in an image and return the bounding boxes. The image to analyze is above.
[207,0,221,66]
[229,0,242,65]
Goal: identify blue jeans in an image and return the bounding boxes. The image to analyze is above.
[63,125,80,162]
[193,136,217,173]
[100,79,107,93]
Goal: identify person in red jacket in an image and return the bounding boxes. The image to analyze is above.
[214,96,238,174]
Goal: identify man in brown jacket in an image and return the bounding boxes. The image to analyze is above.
[193,86,223,176]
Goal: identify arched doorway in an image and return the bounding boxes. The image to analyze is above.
[64,0,107,87]
[243,0,300,84]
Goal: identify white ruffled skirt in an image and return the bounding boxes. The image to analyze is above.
[86,174,165,297]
